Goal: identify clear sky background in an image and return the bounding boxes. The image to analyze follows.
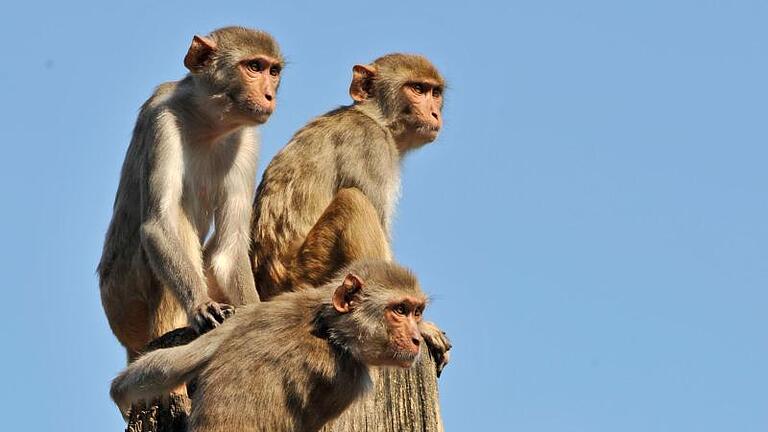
[1,1,766,430]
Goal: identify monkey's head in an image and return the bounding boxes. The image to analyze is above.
[325,260,428,368]
[184,26,284,125]
[349,54,445,151]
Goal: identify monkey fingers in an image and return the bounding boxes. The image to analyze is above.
[192,301,235,334]
[419,321,452,377]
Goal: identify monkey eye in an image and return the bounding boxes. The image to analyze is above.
[432,87,442,98]
[414,307,423,317]
[247,60,265,72]
[393,304,408,316]
[269,65,281,77]
[411,83,425,95]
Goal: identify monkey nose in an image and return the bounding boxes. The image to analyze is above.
[411,336,421,348]
[264,93,273,102]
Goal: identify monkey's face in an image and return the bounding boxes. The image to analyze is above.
[376,297,426,368]
[400,81,443,140]
[231,55,282,124]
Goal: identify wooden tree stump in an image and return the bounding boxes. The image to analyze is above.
[124,328,197,432]
[322,347,444,432]
[123,327,444,432]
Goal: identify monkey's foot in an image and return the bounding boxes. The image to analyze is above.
[191,301,235,334]
[420,321,452,377]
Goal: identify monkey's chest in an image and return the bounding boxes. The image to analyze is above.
[182,174,219,237]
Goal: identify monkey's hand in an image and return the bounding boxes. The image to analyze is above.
[419,321,452,378]
[191,301,236,334]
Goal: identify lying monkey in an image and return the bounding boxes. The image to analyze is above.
[111,259,430,432]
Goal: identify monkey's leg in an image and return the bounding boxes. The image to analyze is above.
[100,255,155,363]
[293,187,392,288]
[101,285,150,363]
[144,281,192,409]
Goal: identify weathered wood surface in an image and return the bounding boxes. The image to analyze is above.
[123,327,444,432]
[322,347,444,432]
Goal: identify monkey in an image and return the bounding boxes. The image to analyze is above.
[251,53,444,298]
[249,54,451,372]
[111,259,429,432]
[97,26,284,364]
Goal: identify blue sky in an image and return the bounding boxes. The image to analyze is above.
[1,1,766,430]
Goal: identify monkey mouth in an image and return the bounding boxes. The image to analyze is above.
[241,105,272,124]
[231,95,273,123]
[416,124,440,134]
[409,120,440,138]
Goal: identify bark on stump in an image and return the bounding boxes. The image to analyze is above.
[123,327,444,432]
[124,328,197,432]
[322,348,444,432]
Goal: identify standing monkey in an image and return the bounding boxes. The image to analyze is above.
[111,260,430,432]
[250,54,451,371]
[98,26,284,362]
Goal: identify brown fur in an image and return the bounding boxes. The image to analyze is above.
[250,53,446,300]
[98,27,283,361]
[111,260,426,432]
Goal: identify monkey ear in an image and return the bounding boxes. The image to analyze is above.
[332,273,365,313]
[349,64,377,102]
[184,35,218,73]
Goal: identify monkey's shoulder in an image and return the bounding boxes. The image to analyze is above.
[220,291,331,354]
[139,81,180,113]
[296,106,390,144]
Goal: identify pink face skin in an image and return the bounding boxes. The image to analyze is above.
[237,55,282,123]
[402,80,444,141]
[384,296,426,367]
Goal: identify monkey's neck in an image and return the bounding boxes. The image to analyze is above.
[173,78,249,146]
[353,104,423,156]
[353,103,415,156]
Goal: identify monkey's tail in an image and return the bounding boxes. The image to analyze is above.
[110,327,229,414]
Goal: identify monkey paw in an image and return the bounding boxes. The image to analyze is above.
[191,301,236,334]
[420,321,452,378]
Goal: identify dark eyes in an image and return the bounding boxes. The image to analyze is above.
[247,60,265,72]
[247,61,280,77]
[393,304,423,317]
[411,83,441,98]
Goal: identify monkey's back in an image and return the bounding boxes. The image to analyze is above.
[188,289,368,432]
[98,82,179,283]
[251,106,399,298]
[98,82,187,351]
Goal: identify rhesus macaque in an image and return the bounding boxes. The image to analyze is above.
[249,54,451,372]
[251,54,444,297]
[98,27,284,362]
[112,260,429,432]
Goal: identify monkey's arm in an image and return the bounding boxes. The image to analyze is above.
[205,152,260,306]
[111,321,231,415]
[140,121,233,332]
